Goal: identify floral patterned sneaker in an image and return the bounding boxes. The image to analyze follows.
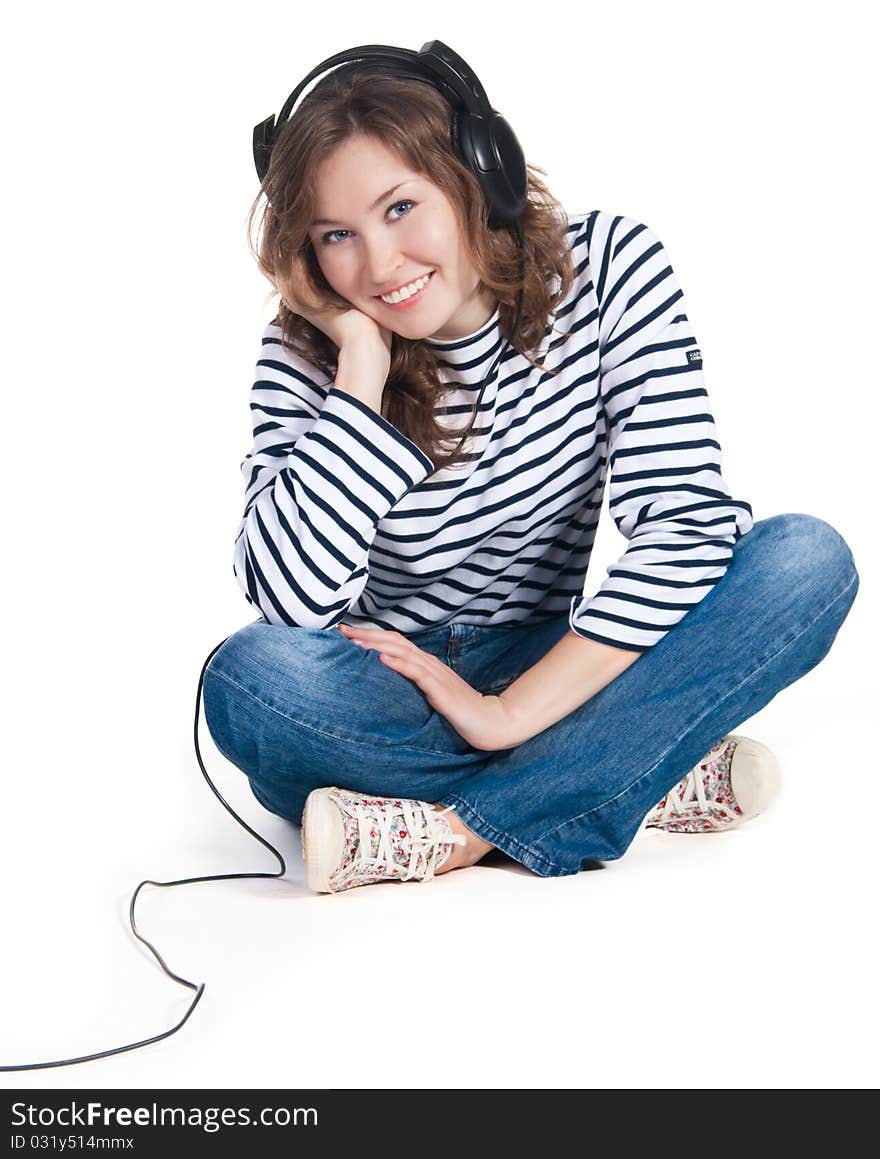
[644,735,782,834]
[301,787,467,894]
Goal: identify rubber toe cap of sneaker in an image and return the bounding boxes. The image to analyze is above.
[728,735,782,821]
[302,787,346,893]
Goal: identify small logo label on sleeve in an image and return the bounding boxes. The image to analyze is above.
[687,348,703,368]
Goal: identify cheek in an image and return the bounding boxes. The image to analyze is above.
[416,216,454,262]
[424,197,463,261]
[314,250,353,295]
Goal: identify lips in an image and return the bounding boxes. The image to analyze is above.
[374,271,434,301]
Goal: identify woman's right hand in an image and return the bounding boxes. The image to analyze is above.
[275,253,392,368]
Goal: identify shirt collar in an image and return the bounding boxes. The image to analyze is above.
[423,305,503,383]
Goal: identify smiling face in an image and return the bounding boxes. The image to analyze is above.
[306,134,498,342]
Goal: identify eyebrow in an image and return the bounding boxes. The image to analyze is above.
[311,181,413,227]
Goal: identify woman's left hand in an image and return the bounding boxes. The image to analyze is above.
[337,625,515,752]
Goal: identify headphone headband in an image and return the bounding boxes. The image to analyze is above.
[252,40,527,229]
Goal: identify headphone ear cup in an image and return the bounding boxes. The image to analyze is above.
[455,110,527,229]
[253,114,277,184]
[491,112,527,209]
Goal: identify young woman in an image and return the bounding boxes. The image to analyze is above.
[203,64,859,894]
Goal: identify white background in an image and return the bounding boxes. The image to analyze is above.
[1,0,876,1091]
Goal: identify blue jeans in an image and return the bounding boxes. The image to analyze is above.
[203,514,859,877]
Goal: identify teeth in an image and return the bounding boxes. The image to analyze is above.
[380,273,431,303]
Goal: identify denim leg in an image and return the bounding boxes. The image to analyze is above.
[437,513,860,877]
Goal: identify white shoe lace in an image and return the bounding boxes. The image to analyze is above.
[336,798,467,887]
[648,760,740,827]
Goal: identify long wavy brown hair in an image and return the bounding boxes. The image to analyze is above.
[246,67,575,472]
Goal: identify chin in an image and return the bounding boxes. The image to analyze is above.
[379,312,434,337]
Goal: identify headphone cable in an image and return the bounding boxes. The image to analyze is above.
[0,636,287,1072]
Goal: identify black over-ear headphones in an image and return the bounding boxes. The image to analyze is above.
[253,39,528,230]
[0,40,529,1074]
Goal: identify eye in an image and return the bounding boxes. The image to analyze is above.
[388,199,415,221]
[319,200,416,246]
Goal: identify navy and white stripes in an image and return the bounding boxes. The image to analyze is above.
[233,210,753,650]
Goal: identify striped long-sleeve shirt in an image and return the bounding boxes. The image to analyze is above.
[233,209,753,651]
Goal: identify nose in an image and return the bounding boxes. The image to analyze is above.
[363,233,404,289]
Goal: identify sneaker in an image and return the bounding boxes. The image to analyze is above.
[644,734,781,834]
[301,787,467,894]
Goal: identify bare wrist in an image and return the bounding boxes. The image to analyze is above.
[492,692,531,749]
[335,342,389,411]
[339,336,388,373]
